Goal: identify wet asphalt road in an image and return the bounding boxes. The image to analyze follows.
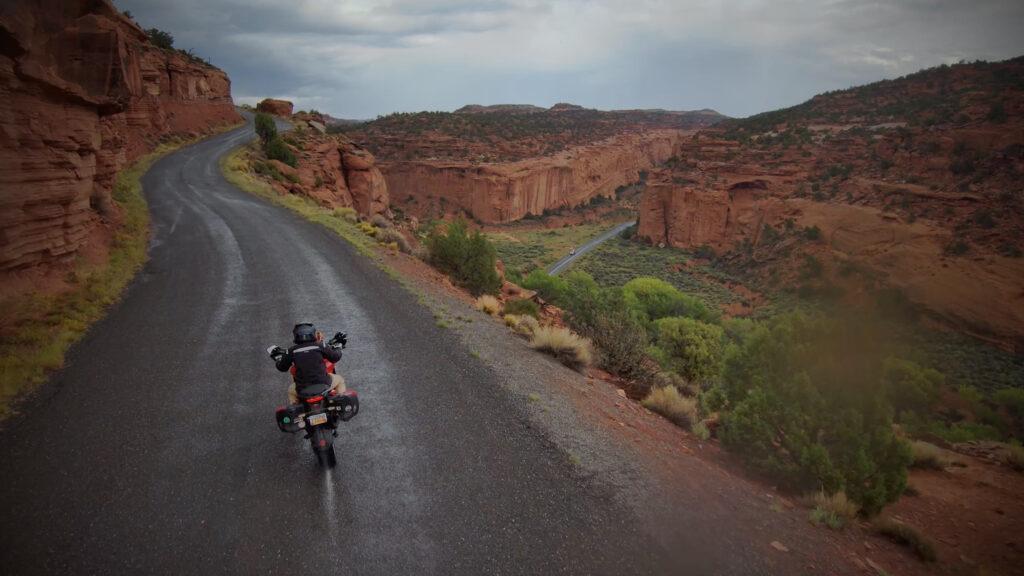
[0,120,668,574]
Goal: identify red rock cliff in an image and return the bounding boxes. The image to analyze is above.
[0,0,241,271]
[383,129,685,223]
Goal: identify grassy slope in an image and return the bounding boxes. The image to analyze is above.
[0,127,241,418]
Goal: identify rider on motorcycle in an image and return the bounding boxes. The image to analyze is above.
[272,323,346,404]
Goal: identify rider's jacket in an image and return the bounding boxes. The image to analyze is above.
[275,342,342,388]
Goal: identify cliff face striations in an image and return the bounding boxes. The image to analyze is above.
[0,0,241,271]
[382,130,683,223]
[335,104,723,223]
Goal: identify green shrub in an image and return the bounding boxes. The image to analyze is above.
[994,388,1024,438]
[265,136,297,167]
[622,277,719,324]
[255,113,277,144]
[426,220,501,296]
[883,357,942,417]
[803,225,822,241]
[649,317,725,384]
[146,28,174,50]
[559,272,654,382]
[521,270,567,303]
[717,313,911,516]
[503,298,540,318]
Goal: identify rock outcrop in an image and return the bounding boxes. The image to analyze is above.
[254,119,389,216]
[636,58,1024,349]
[0,0,241,271]
[382,129,684,223]
[256,98,294,117]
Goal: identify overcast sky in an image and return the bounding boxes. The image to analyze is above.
[115,0,1024,119]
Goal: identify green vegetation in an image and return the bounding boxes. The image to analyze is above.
[146,28,174,50]
[622,277,719,324]
[426,220,502,296]
[649,318,725,384]
[0,131,240,418]
[710,313,912,515]
[253,113,297,168]
[573,238,739,310]
[255,113,276,143]
[488,221,628,277]
[503,298,540,318]
[265,137,297,167]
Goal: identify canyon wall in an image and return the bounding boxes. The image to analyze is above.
[382,129,684,223]
[0,0,241,271]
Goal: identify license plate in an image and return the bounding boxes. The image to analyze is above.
[307,412,328,426]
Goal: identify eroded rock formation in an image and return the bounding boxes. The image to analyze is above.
[637,58,1024,349]
[0,0,241,271]
[383,130,684,223]
[256,118,389,216]
[257,98,293,117]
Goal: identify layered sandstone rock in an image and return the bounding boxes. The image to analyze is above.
[636,58,1024,349]
[257,98,293,117]
[257,123,389,217]
[0,0,241,271]
[382,130,685,223]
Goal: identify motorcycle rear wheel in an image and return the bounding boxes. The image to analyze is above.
[316,445,337,468]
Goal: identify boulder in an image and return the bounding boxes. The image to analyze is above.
[256,98,293,117]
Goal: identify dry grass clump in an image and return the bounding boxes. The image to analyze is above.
[475,295,501,315]
[874,517,937,562]
[503,314,519,328]
[530,326,592,370]
[1003,443,1024,471]
[641,386,699,429]
[333,207,358,223]
[691,420,711,441]
[514,314,540,335]
[808,491,858,530]
[910,440,952,470]
[370,214,392,229]
[357,221,378,237]
[376,227,411,253]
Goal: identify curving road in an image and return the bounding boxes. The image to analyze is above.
[547,221,635,276]
[0,118,669,574]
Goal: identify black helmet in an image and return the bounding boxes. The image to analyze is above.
[292,323,317,344]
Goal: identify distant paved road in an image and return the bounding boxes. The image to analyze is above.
[547,220,635,275]
[0,119,664,574]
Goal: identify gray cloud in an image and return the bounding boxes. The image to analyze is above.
[116,0,1024,118]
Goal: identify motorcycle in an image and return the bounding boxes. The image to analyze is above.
[267,331,359,468]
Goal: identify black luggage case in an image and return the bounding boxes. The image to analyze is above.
[275,403,306,433]
[327,390,359,421]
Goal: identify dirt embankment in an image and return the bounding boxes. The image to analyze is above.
[0,0,241,273]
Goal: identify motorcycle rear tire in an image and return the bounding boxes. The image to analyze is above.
[317,445,337,468]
